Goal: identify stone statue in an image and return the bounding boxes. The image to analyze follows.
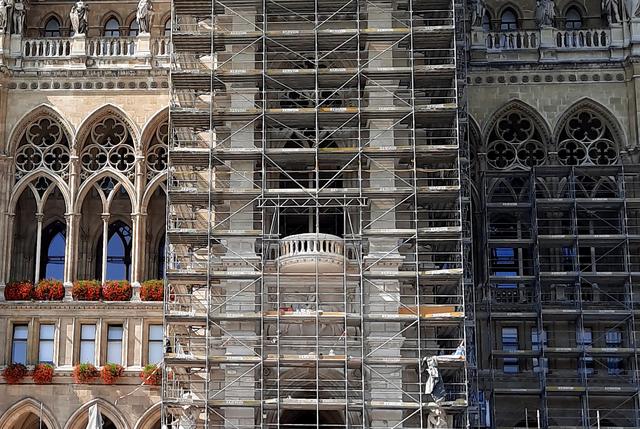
[136,0,153,33]
[0,0,8,33]
[70,0,88,35]
[427,407,449,429]
[602,0,622,24]
[471,0,486,27]
[536,0,556,27]
[11,0,23,35]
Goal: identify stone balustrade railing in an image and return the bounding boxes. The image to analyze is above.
[23,38,71,57]
[87,37,137,57]
[555,28,610,49]
[486,30,538,50]
[20,35,167,59]
[279,233,344,259]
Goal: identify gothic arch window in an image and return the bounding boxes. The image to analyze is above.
[129,20,139,36]
[486,109,547,170]
[15,116,71,181]
[80,116,135,180]
[164,19,171,36]
[41,220,66,280]
[96,220,133,281]
[557,109,618,166]
[500,8,518,31]
[157,233,165,279]
[44,17,61,37]
[565,7,582,30]
[104,17,121,37]
[145,121,168,179]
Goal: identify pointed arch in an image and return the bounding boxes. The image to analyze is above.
[141,174,167,214]
[75,103,140,152]
[7,104,75,156]
[99,12,124,30]
[140,108,169,151]
[134,403,161,429]
[9,171,71,215]
[553,97,626,148]
[483,100,552,145]
[0,397,61,429]
[74,169,137,214]
[64,398,129,429]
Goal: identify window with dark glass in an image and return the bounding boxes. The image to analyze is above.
[531,330,548,373]
[80,324,96,364]
[164,19,171,36]
[129,20,139,36]
[565,7,582,30]
[107,325,123,364]
[38,324,55,363]
[502,327,519,373]
[44,18,61,37]
[500,9,518,31]
[148,324,163,363]
[12,324,28,364]
[96,220,133,281]
[104,17,121,37]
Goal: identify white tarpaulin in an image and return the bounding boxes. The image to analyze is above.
[86,403,103,429]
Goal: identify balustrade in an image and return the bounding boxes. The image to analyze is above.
[23,38,71,57]
[555,29,609,48]
[486,31,538,50]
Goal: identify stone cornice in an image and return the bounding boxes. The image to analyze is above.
[0,300,163,312]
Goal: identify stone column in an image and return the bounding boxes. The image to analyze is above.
[130,212,146,300]
[34,212,44,282]
[63,212,79,299]
[101,213,110,284]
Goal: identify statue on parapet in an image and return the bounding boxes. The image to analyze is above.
[602,0,622,24]
[136,0,153,34]
[0,0,8,33]
[536,0,556,28]
[471,0,486,27]
[11,0,24,35]
[70,0,88,35]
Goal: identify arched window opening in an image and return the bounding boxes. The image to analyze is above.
[557,109,618,166]
[500,9,517,31]
[129,20,139,36]
[104,17,121,37]
[44,18,61,37]
[15,116,71,181]
[565,7,582,30]
[164,19,171,36]
[96,221,132,281]
[6,412,51,429]
[41,221,66,280]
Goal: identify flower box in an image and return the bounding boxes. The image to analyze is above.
[73,363,99,383]
[34,279,64,301]
[2,363,28,384]
[72,280,101,301]
[102,280,132,301]
[140,363,161,385]
[32,363,54,384]
[4,281,34,300]
[101,363,124,385]
[140,279,163,301]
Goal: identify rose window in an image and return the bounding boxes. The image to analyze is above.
[486,111,547,170]
[557,110,618,166]
[80,117,135,179]
[14,117,70,181]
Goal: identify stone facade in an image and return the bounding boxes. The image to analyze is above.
[0,0,168,427]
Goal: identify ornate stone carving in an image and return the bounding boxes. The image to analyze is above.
[536,0,555,28]
[136,0,153,34]
[70,0,88,35]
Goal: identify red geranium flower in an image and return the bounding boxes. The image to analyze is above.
[3,363,28,384]
[4,281,34,300]
[73,363,99,383]
[102,280,132,301]
[72,280,101,301]
[32,363,54,384]
[34,279,64,301]
[140,280,163,301]
[101,363,124,385]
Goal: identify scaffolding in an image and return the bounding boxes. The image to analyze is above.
[478,164,640,428]
[164,0,472,428]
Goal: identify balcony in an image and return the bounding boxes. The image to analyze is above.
[3,34,170,70]
[471,25,622,63]
[277,233,346,273]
